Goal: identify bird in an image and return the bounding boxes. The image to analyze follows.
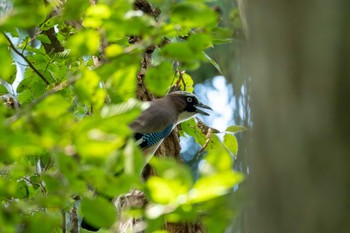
[130,91,212,156]
[81,91,212,232]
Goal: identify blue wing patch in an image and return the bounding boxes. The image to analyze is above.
[134,124,174,149]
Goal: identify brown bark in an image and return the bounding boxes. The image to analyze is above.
[247,1,350,233]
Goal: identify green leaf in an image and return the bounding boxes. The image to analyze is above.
[25,212,61,233]
[29,175,41,190]
[225,125,247,133]
[74,115,130,158]
[189,171,244,203]
[1,1,48,29]
[224,134,238,157]
[145,61,174,95]
[147,176,183,204]
[83,4,111,28]
[81,196,117,229]
[150,158,193,187]
[34,94,70,119]
[0,84,9,95]
[14,180,29,199]
[17,89,34,105]
[105,44,124,58]
[97,55,140,103]
[211,27,233,44]
[180,118,207,146]
[160,42,197,63]
[73,68,106,110]
[36,34,51,44]
[146,158,193,204]
[204,52,222,74]
[123,139,144,175]
[95,174,140,198]
[100,98,146,118]
[171,73,194,93]
[42,174,64,194]
[201,137,233,173]
[0,36,14,81]
[170,2,218,29]
[62,0,90,20]
[66,30,100,56]
[188,34,212,52]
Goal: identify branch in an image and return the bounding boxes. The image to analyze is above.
[41,27,65,54]
[70,204,79,233]
[194,117,219,161]
[195,128,212,161]
[2,32,50,85]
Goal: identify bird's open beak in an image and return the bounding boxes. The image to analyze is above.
[194,102,213,116]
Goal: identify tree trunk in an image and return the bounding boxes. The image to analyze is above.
[114,1,205,232]
[247,1,350,233]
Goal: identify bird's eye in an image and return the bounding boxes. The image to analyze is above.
[186,97,193,102]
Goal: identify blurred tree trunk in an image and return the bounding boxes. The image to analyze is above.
[247,1,350,233]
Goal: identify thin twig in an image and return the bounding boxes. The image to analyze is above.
[195,128,212,161]
[2,32,50,85]
[62,209,66,233]
[23,176,47,195]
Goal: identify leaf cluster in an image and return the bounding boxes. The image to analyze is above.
[0,0,241,232]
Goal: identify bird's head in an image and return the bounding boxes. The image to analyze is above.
[166,91,213,123]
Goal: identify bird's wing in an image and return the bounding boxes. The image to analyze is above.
[129,100,177,134]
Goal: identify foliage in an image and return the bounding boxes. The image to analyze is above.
[0,0,243,232]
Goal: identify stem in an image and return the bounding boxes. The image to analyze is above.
[2,32,50,85]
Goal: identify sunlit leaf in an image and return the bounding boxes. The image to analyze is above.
[105,44,124,58]
[225,125,247,133]
[201,138,233,173]
[66,30,100,56]
[0,36,13,81]
[171,73,194,93]
[180,118,207,146]
[97,55,140,102]
[150,158,193,187]
[189,171,244,203]
[223,134,238,157]
[73,68,105,110]
[83,4,111,28]
[34,94,70,119]
[146,158,193,204]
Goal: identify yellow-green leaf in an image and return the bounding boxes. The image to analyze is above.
[189,171,244,203]
[224,134,238,157]
[225,125,247,133]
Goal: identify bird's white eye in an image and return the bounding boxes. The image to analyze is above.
[186,97,193,102]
